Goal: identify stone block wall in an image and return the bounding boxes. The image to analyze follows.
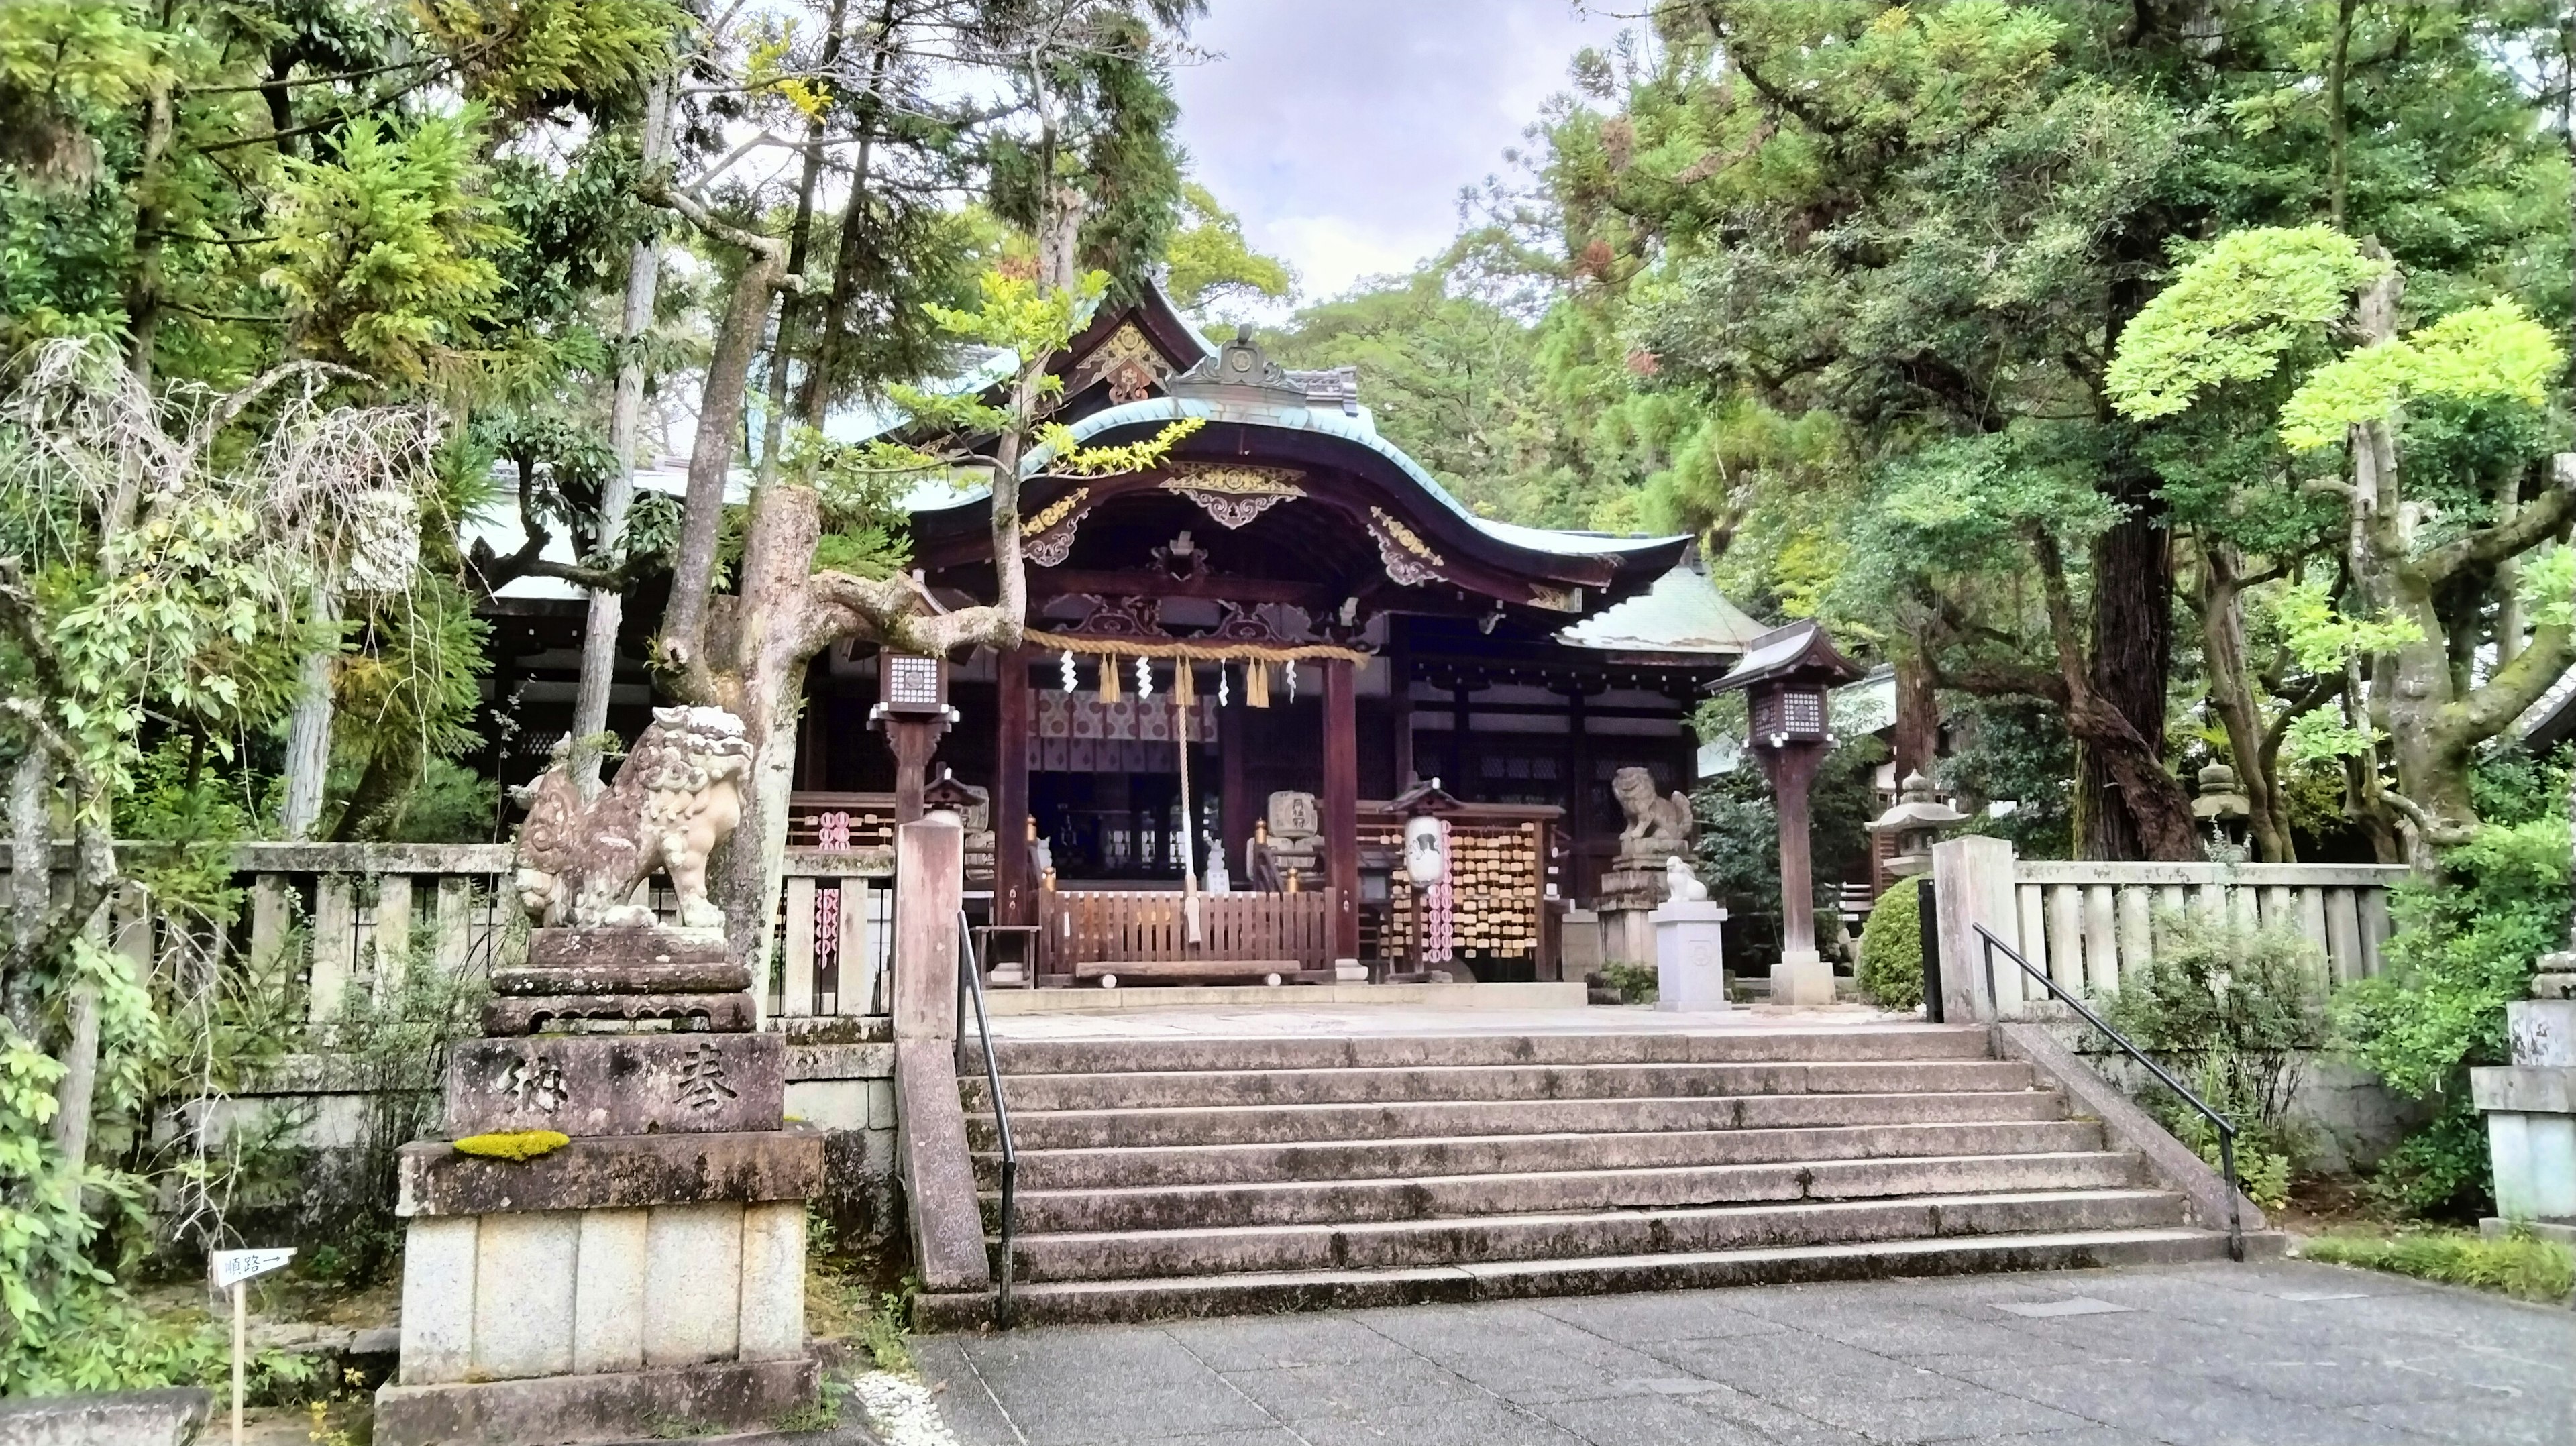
[399,1201,806,1386]
[784,1039,902,1252]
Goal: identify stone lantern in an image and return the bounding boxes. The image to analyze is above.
[1868,770,1966,879]
[2192,761,2253,858]
[1708,621,1864,1006]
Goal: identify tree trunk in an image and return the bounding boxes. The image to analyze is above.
[797,3,898,431]
[569,81,670,796]
[710,486,832,982]
[753,0,850,490]
[2074,498,2189,859]
[280,585,338,839]
[1891,649,1938,785]
[659,241,788,678]
[2197,543,2295,860]
[7,753,48,1039]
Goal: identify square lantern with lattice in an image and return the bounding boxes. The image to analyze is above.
[1709,620,1862,752]
[878,651,948,717]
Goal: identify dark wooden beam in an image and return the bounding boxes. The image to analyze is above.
[1324,659,1359,962]
[995,643,1032,926]
[1031,570,1334,607]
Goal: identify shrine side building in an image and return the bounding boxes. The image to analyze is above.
[484,284,1767,982]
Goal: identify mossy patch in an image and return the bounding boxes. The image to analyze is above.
[451,1130,570,1161]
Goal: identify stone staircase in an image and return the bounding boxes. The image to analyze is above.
[955,1025,2255,1325]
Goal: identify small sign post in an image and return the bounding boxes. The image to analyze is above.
[211,1248,294,1446]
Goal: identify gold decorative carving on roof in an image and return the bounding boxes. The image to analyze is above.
[1368,506,1445,587]
[1021,486,1090,567]
[1022,486,1089,537]
[1075,323,1169,404]
[1163,464,1305,529]
[1525,584,1582,613]
[1368,508,1443,563]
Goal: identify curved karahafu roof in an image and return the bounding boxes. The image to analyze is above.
[911,329,1690,612]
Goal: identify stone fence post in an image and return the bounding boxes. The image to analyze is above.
[884,812,989,1304]
[1931,835,2020,1021]
[891,815,962,1041]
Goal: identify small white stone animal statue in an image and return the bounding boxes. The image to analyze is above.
[514,706,755,930]
[1664,854,1711,903]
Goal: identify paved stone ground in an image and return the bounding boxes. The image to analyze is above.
[913,1260,2575,1446]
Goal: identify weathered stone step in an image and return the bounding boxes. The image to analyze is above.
[964,1058,2037,1112]
[920,1227,2266,1329]
[986,1119,2109,1190]
[984,1027,1993,1076]
[1005,1188,2188,1281]
[995,1150,2145,1233]
[967,1089,2068,1151]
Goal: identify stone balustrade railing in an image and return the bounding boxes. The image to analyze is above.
[1929,836,2409,1020]
[0,840,898,1027]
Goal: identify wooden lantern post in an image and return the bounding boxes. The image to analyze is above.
[1708,622,1862,1006]
[871,651,955,823]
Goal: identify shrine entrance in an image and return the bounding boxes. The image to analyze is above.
[824,306,1756,989]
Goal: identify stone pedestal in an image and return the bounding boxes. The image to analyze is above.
[2473,992,2576,1234]
[1770,950,1835,1007]
[1599,907,1656,968]
[1559,909,1603,976]
[376,926,821,1446]
[1650,901,1728,1013]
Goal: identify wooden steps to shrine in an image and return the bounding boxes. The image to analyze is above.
[939,1025,2267,1328]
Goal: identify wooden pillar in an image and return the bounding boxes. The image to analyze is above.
[1761,740,1833,1004]
[881,718,946,823]
[996,644,1031,926]
[1566,685,1591,899]
[1390,628,1415,788]
[1220,685,1248,877]
[1324,658,1360,962]
[1447,685,1468,789]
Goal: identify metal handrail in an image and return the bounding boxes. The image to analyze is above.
[954,910,1019,1325]
[1972,924,2244,1262]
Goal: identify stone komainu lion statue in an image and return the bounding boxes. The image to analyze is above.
[515,706,755,930]
[1612,765,1695,856]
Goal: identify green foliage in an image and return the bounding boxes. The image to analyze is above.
[1855,881,1923,1012]
[417,0,684,124]
[1597,962,1658,1005]
[2105,227,2387,421]
[2278,301,2562,452]
[263,110,513,382]
[2299,1227,2575,1304]
[2102,911,2328,1190]
[1164,183,1293,319]
[855,1284,916,1374]
[316,922,494,1282]
[1695,736,1885,949]
[2334,815,2570,1217]
[1935,698,2075,860]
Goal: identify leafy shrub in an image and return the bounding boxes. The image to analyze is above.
[1598,962,1657,1004]
[1855,880,1924,1011]
[2100,910,2327,1208]
[2334,816,2569,1217]
[2299,1227,2575,1303]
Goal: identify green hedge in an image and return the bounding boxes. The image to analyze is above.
[1856,881,1925,1011]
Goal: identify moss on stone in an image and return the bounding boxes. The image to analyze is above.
[452,1129,571,1161]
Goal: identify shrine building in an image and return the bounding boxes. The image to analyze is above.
[482,282,1766,983]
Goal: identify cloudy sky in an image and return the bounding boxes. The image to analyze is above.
[1167,1,1627,304]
